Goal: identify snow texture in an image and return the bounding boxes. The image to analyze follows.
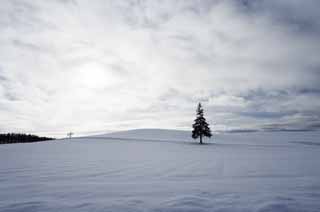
[1,130,320,212]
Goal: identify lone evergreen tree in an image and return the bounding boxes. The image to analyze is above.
[192,103,212,144]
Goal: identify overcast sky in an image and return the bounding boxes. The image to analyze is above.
[0,0,320,136]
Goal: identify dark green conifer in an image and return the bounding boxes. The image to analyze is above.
[192,103,212,144]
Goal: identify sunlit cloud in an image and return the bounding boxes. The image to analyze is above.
[0,0,319,136]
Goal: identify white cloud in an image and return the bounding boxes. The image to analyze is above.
[0,0,319,136]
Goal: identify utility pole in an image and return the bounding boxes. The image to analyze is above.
[67,132,74,139]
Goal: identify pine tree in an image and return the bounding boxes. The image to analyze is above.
[192,103,212,144]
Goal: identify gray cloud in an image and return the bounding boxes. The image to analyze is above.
[0,0,319,136]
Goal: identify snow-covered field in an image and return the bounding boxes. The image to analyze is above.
[1,130,320,212]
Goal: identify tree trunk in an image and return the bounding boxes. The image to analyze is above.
[200,134,203,144]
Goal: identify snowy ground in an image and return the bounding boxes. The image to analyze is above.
[1,130,320,212]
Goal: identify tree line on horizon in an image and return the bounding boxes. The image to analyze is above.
[0,133,54,144]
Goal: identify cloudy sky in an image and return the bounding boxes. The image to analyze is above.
[0,0,320,137]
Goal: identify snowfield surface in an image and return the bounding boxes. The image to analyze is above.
[1,130,320,212]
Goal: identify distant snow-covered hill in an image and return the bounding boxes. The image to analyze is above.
[94,128,194,142]
[92,128,320,145]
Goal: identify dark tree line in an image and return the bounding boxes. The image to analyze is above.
[0,133,54,144]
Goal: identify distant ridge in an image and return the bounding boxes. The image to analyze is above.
[94,128,193,142]
[81,128,320,145]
